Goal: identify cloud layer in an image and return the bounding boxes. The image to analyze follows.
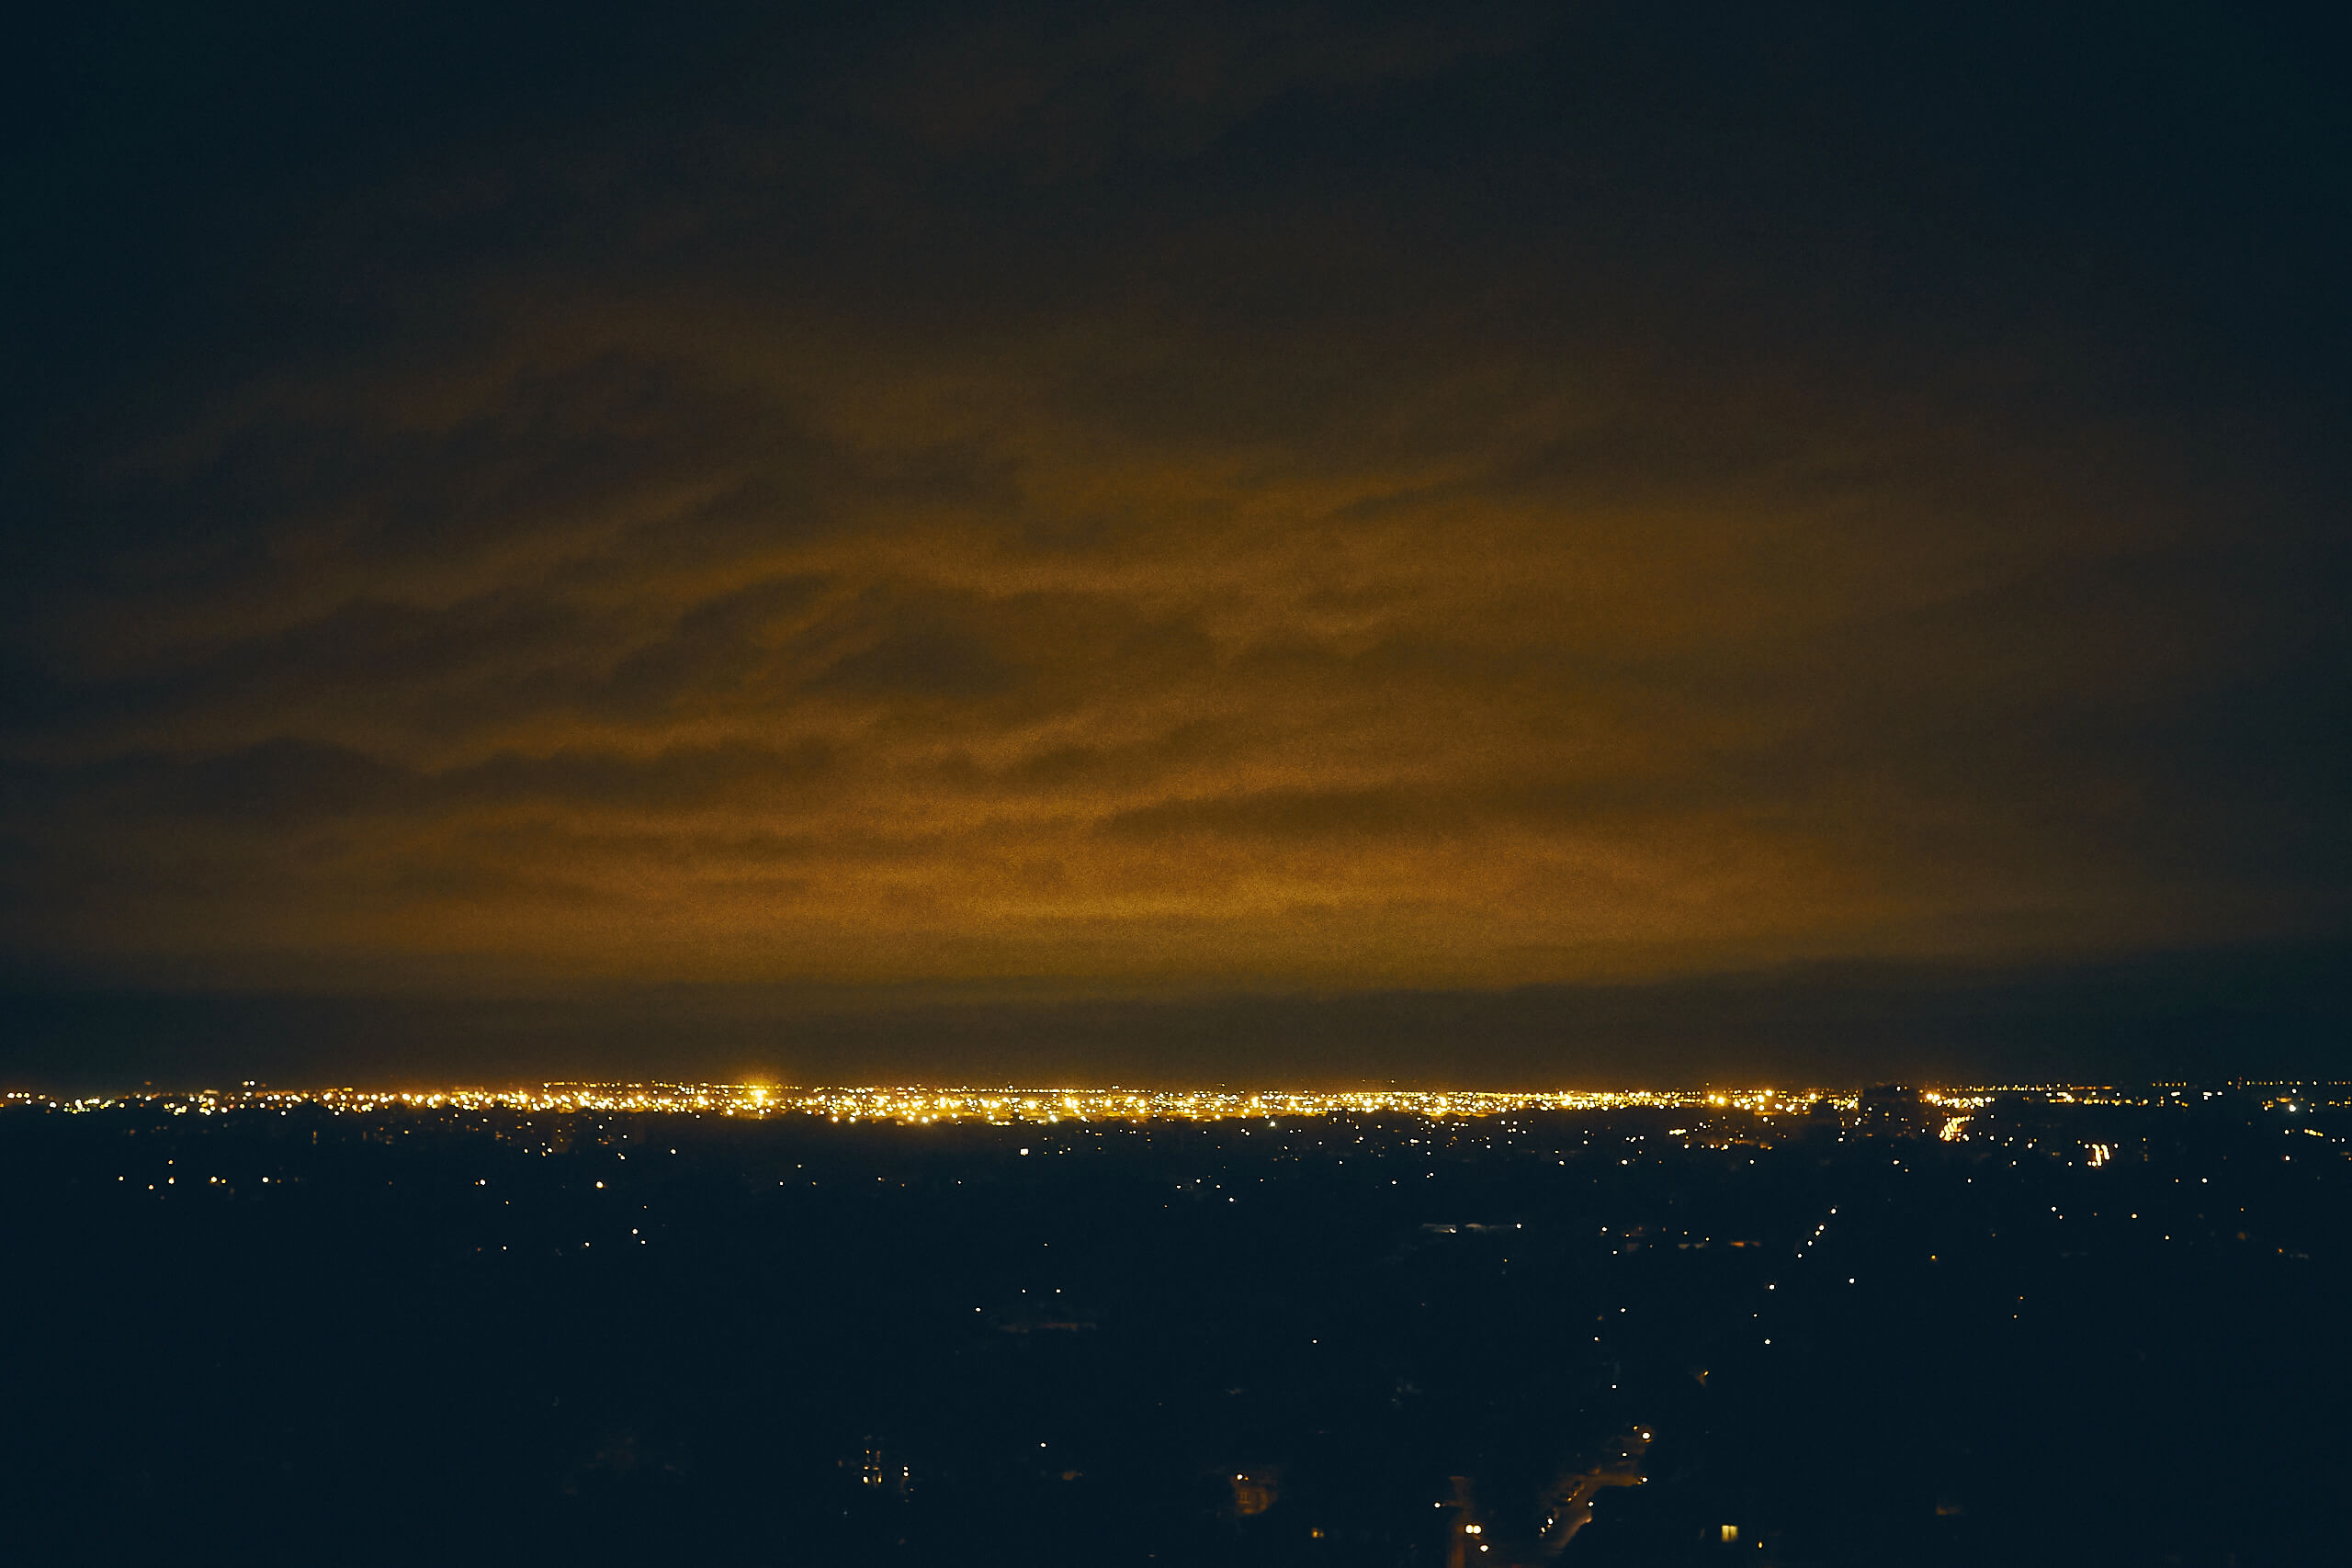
[4,1,2346,993]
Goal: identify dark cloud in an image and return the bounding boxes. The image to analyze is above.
[0,2,2345,1076]
[6,944,2347,1091]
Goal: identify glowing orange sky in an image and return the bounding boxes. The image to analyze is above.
[3,2,2345,1009]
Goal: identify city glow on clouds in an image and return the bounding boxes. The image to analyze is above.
[3,3,2343,1001]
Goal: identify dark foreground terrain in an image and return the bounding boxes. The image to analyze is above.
[3,1087,2346,1566]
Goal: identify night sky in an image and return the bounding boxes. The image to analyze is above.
[5,2,2346,1086]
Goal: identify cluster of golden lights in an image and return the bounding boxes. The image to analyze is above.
[9,1081,2341,1124]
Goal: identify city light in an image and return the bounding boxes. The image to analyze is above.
[6,1083,1809,1124]
[9,1080,2346,1126]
